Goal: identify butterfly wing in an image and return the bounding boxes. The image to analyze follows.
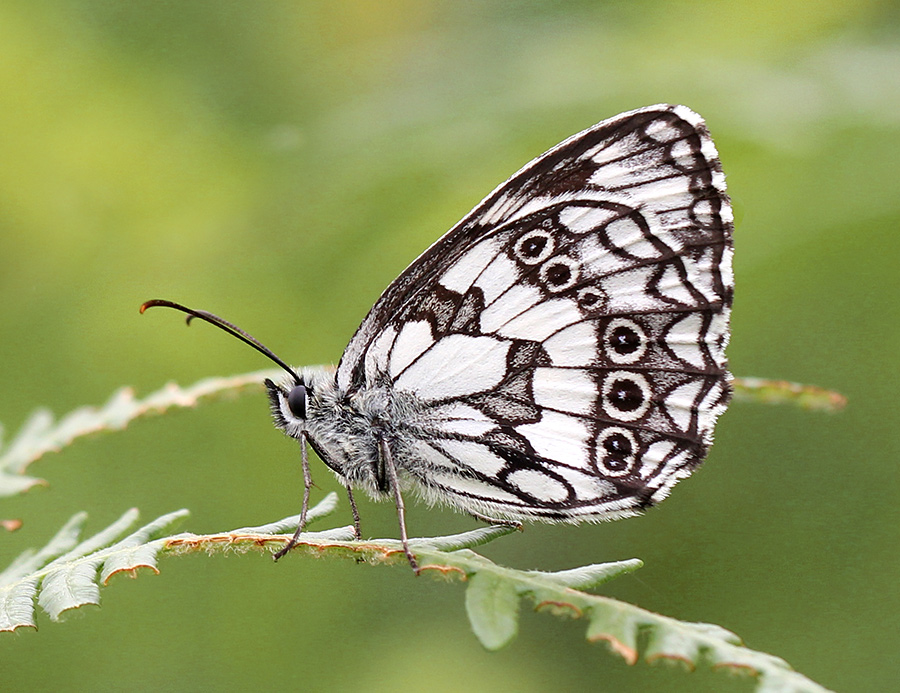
[336,104,733,522]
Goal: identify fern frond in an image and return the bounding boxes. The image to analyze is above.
[732,377,846,411]
[0,508,188,630]
[0,370,280,498]
[0,495,833,692]
[0,370,845,499]
[0,374,844,692]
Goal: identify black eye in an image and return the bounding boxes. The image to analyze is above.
[287,384,307,419]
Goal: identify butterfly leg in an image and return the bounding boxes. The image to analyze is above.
[467,509,523,531]
[345,484,362,540]
[377,435,420,574]
[274,431,313,561]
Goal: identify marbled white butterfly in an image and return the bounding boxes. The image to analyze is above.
[143,104,733,572]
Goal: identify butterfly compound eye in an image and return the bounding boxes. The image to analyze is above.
[287,384,308,419]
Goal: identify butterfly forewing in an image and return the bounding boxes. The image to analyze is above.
[336,104,733,522]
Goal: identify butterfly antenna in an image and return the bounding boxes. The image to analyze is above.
[140,299,301,385]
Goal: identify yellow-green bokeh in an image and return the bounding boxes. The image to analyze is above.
[2,2,898,691]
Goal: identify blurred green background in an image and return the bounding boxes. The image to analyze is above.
[2,1,898,691]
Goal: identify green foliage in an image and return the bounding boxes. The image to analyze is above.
[0,375,842,692]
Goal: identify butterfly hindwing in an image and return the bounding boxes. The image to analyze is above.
[336,104,733,522]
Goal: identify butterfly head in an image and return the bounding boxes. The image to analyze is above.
[264,368,353,479]
[265,376,309,431]
[264,367,340,434]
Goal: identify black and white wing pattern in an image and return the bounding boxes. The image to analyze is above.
[336,104,733,522]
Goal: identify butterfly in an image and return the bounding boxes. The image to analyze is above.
[142,104,733,572]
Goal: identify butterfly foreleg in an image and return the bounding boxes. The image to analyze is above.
[376,433,420,574]
[273,430,314,561]
[344,483,362,540]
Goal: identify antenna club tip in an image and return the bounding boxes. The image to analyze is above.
[140,299,165,314]
[132,299,297,380]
